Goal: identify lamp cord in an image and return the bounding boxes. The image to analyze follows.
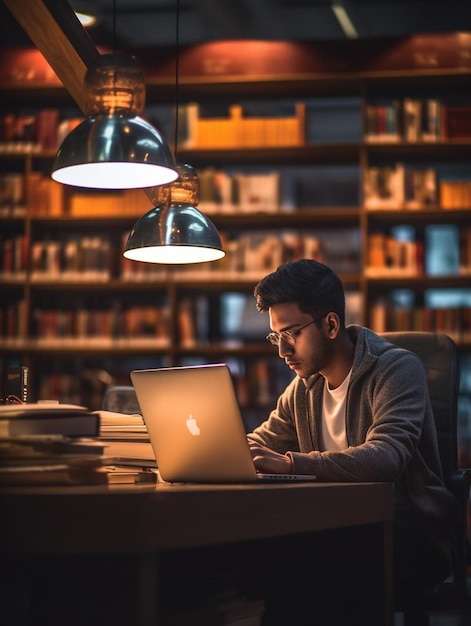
[112,0,117,54]
[174,0,180,161]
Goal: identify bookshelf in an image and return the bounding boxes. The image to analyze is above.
[0,35,470,460]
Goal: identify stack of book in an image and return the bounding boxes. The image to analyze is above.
[96,410,156,470]
[0,403,110,486]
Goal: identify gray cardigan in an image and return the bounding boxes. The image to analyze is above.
[249,325,459,548]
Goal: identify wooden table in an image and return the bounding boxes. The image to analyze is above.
[1,481,394,626]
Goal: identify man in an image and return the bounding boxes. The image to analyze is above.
[247,258,459,624]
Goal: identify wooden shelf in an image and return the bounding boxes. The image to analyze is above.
[25,207,360,228]
[364,208,471,225]
[364,140,471,161]
[0,41,470,405]
[0,340,275,358]
[365,275,471,289]
[178,144,360,165]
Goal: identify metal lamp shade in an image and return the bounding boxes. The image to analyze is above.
[51,114,178,189]
[51,53,178,189]
[123,204,225,264]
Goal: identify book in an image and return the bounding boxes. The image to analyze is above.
[425,225,460,276]
[96,410,146,434]
[403,98,422,142]
[0,461,109,487]
[107,466,157,484]
[365,100,401,143]
[36,108,60,150]
[0,435,107,455]
[442,105,471,140]
[98,439,156,467]
[440,180,471,209]
[95,410,155,467]
[403,168,437,209]
[0,435,111,486]
[421,99,442,142]
[235,171,280,213]
[6,365,29,403]
[364,164,405,209]
[180,102,305,149]
[366,231,422,277]
[0,403,99,437]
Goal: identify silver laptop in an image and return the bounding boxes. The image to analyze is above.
[130,363,316,483]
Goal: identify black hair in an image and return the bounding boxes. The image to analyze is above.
[254,258,346,326]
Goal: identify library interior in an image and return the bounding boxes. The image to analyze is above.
[0,1,470,625]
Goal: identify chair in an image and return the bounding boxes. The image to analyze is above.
[102,384,140,414]
[382,331,470,625]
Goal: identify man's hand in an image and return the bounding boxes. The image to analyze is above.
[248,440,293,474]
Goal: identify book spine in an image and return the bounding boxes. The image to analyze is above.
[6,365,29,403]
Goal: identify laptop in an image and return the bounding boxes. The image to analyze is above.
[130,363,317,484]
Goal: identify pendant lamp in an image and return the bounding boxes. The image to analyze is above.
[123,163,225,264]
[51,54,178,189]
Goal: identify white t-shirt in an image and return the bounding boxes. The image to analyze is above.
[320,368,352,451]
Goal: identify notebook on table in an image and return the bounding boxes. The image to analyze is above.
[130,363,317,484]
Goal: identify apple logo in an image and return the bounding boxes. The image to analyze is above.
[186,413,201,436]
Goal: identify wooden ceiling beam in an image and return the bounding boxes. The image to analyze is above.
[2,0,99,113]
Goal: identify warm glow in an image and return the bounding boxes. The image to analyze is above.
[50,55,177,190]
[51,162,178,189]
[72,0,101,28]
[75,11,97,28]
[123,245,225,264]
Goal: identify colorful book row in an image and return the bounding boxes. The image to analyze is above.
[0,302,171,342]
[370,304,471,343]
[365,99,471,143]
[179,103,305,149]
[366,227,471,277]
[364,164,471,210]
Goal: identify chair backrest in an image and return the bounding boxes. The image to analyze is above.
[381,331,460,481]
[102,384,140,414]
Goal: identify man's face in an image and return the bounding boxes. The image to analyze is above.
[268,302,331,379]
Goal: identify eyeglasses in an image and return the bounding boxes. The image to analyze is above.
[266,314,327,347]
